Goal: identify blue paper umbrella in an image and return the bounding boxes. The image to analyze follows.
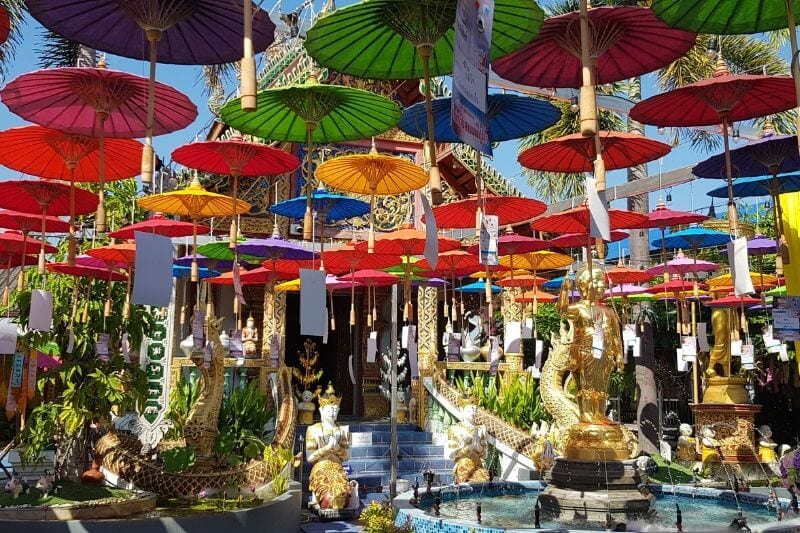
[693,136,800,179]
[270,188,370,223]
[457,280,501,294]
[173,265,219,279]
[706,174,800,199]
[542,274,574,290]
[651,227,730,250]
[399,94,561,144]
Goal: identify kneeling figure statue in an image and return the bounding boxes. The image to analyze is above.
[447,398,490,483]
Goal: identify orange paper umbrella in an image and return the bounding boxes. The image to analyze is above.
[317,144,428,252]
[497,274,547,288]
[605,262,654,285]
[517,288,557,304]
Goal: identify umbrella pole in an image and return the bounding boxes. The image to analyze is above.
[758,255,767,314]
[773,186,790,268]
[17,231,27,293]
[475,150,483,231]
[241,0,257,112]
[350,267,356,327]
[329,291,335,331]
[785,0,800,154]
[123,269,131,320]
[96,113,108,234]
[38,208,47,276]
[303,122,316,241]
[230,174,240,248]
[68,168,77,265]
[418,47,442,205]
[141,30,161,190]
[191,220,199,283]
[368,190,377,253]
[2,258,10,308]
[721,115,738,237]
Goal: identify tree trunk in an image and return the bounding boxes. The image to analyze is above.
[627,76,658,454]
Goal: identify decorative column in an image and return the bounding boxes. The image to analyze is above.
[501,287,524,372]
[415,285,438,428]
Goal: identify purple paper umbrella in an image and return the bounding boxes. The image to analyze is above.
[238,237,318,262]
[747,235,778,256]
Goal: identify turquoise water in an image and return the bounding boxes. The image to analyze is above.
[427,492,780,530]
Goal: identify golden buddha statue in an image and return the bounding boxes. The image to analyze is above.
[446,398,490,483]
[305,383,352,510]
[558,262,629,461]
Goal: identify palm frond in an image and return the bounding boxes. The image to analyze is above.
[36,30,81,69]
[0,0,27,81]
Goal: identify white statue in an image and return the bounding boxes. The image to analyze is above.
[297,389,316,425]
[446,400,489,483]
[305,384,351,510]
[242,316,259,358]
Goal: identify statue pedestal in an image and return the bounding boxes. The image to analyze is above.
[692,403,761,463]
[539,458,654,522]
[703,376,749,404]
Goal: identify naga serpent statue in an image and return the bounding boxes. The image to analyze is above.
[539,262,638,460]
[96,313,297,498]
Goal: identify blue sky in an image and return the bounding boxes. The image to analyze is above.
[0,0,778,219]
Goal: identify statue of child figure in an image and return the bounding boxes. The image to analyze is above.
[676,423,696,463]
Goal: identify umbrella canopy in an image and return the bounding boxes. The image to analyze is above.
[646,250,719,276]
[0,126,142,181]
[707,271,779,290]
[651,227,730,250]
[207,266,296,286]
[25,1,276,65]
[354,227,460,256]
[426,195,546,229]
[706,174,800,199]
[1,68,197,138]
[650,278,705,293]
[653,290,710,301]
[498,274,547,288]
[337,269,400,286]
[542,274,573,290]
[0,231,57,255]
[704,294,761,308]
[172,265,218,280]
[237,237,318,261]
[517,288,557,303]
[270,189,370,223]
[605,284,650,297]
[303,0,543,80]
[693,135,800,180]
[220,77,402,144]
[639,200,708,229]
[746,235,778,256]
[321,243,398,276]
[651,0,800,34]
[531,205,648,234]
[0,210,69,234]
[138,176,251,220]
[518,131,671,173]
[549,230,628,248]
[316,146,428,197]
[86,242,137,267]
[0,180,98,216]
[174,254,241,271]
[75,254,126,271]
[493,6,696,88]
[275,275,360,292]
[465,233,550,256]
[417,250,482,273]
[766,285,787,297]
[171,139,299,178]
[398,94,560,143]
[47,262,126,282]
[498,250,573,271]
[606,264,653,285]
[194,242,261,264]
[109,214,209,240]
[458,280,501,294]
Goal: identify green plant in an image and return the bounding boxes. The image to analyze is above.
[165,372,202,439]
[214,380,276,466]
[455,372,551,431]
[161,446,196,473]
[359,501,412,533]
[262,446,293,496]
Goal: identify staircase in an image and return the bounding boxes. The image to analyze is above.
[296,422,453,502]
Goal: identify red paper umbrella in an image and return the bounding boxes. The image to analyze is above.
[426,194,547,229]
[108,214,210,240]
[417,250,482,273]
[86,242,136,267]
[640,200,708,229]
[519,131,671,173]
[172,139,300,246]
[207,267,295,286]
[321,242,398,276]
[605,263,653,285]
[0,231,56,255]
[0,210,70,234]
[498,274,547,288]
[704,294,761,308]
[531,205,648,234]
[466,232,551,257]
[549,230,628,248]
[493,6,696,88]
[354,226,460,256]
[0,252,40,305]
[337,269,399,286]
[47,262,127,282]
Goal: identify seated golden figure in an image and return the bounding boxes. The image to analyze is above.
[305,383,351,510]
[447,399,490,483]
[676,423,696,463]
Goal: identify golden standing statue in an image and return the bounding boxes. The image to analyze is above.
[305,384,352,510]
[446,399,490,483]
[558,263,629,461]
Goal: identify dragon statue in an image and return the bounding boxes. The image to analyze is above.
[96,313,298,498]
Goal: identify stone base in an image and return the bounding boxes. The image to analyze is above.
[692,403,761,463]
[539,458,654,522]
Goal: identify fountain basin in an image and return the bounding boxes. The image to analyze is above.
[395,481,800,532]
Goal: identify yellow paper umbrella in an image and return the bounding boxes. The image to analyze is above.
[707,271,779,291]
[275,278,301,292]
[498,251,573,271]
[316,143,428,252]
[138,175,251,282]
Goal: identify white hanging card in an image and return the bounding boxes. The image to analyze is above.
[204,341,213,369]
[479,214,499,266]
[322,310,329,344]
[132,231,173,307]
[632,336,642,359]
[67,329,75,355]
[778,344,790,362]
[232,262,246,307]
[730,339,743,357]
[727,237,755,296]
[504,321,522,354]
[586,176,610,241]
[401,325,409,349]
[676,348,687,372]
[421,194,439,270]
[408,326,419,378]
[622,324,637,342]
[95,333,109,362]
[0,320,17,354]
[489,336,500,376]
[121,333,131,363]
[367,331,378,363]
[29,290,53,332]
[697,322,709,352]
[192,310,206,350]
[300,269,327,337]
[681,336,697,358]
[741,344,755,370]
[535,339,544,369]
[763,326,782,352]
[529,365,541,379]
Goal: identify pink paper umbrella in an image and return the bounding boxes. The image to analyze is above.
[646,250,719,277]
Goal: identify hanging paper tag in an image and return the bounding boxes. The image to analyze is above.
[728,238,755,296]
[632,337,642,359]
[96,333,109,361]
[504,321,522,354]
[232,262,246,307]
[67,329,75,355]
[697,322,709,352]
[29,290,53,332]
[10,352,24,388]
[367,331,378,363]
[592,320,605,359]
[763,326,782,353]
[229,330,243,358]
[622,324,637,342]
[479,214,499,266]
[192,310,206,350]
[681,336,697,359]
[27,353,37,399]
[204,341,213,369]
[421,194,439,270]
[535,339,544,369]
[741,344,755,370]
[586,176,610,241]
[121,333,131,363]
[269,334,280,365]
[676,348,688,372]
[778,344,790,362]
[522,318,533,339]
[529,365,541,379]
[401,326,409,349]
[489,336,500,376]
[730,339,743,357]
[408,325,419,378]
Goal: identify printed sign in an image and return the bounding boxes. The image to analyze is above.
[479,214,499,266]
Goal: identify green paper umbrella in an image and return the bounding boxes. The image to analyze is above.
[196,240,261,264]
[220,74,401,240]
[304,0,543,205]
